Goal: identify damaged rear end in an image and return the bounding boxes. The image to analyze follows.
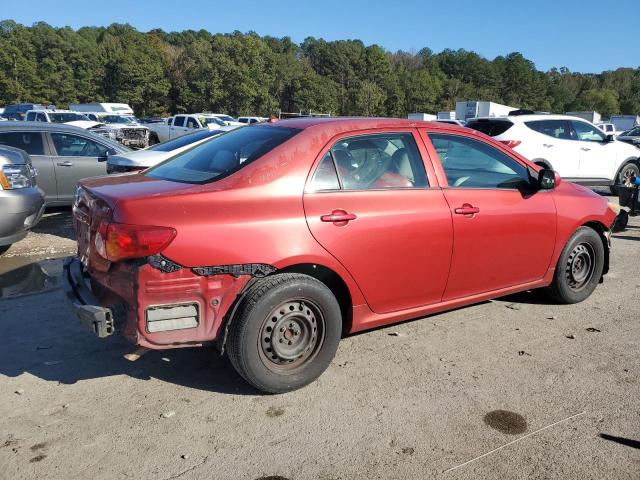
[63,178,255,350]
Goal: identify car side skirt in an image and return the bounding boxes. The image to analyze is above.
[350,270,555,334]
[563,178,614,186]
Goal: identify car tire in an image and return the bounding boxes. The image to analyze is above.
[545,227,604,304]
[0,244,10,256]
[610,162,639,195]
[148,132,160,146]
[612,210,628,232]
[226,273,342,393]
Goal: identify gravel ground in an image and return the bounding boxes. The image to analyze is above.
[0,202,638,480]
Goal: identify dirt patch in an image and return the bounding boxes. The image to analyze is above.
[483,410,528,435]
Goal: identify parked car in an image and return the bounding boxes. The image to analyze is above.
[237,116,267,124]
[596,122,617,136]
[617,126,640,146]
[64,117,616,393]
[146,114,227,144]
[0,145,44,255]
[79,113,150,149]
[466,114,640,194]
[209,113,243,126]
[2,103,50,121]
[106,127,233,174]
[24,109,97,129]
[0,123,130,206]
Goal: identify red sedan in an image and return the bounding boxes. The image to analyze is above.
[64,118,616,393]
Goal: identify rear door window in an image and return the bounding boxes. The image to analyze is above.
[466,120,514,136]
[51,133,109,157]
[146,125,301,184]
[173,116,185,127]
[186,117,199,129]
[0,132,45,155]
[525,120,572,140]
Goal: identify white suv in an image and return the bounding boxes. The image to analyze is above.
[466,114,640,193]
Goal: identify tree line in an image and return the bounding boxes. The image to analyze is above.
[0,20,638,119]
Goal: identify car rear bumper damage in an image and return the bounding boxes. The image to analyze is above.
[63,255,269,349]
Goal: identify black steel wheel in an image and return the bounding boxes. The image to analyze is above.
[227,273,342,393]
[545,226,604,304]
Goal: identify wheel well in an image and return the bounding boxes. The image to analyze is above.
[615,158,640,181]
[278,263,353,335]
[582,221,610,276]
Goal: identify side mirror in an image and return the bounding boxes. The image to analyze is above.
[605,134,614,143]
[538,168,557,190]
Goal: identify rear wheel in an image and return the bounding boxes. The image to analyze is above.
[545,227,604,304]
[610,162,639,195]
[226,273,342,393]
[0,245,10,256]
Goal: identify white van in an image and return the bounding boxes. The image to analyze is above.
[68,103,134,115]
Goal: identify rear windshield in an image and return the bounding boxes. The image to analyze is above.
[466,119,513,136]
[145,125,300,184]
[149,129,220,152]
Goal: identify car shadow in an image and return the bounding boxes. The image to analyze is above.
[612,234,640,242]
[495,290,552,305]
[0,262,259,396]
[599,433,640,449]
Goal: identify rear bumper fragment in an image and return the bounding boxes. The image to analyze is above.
[63,257,115,338]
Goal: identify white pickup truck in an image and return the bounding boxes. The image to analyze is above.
[146,114,227,144]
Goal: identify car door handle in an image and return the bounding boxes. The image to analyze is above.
[454,204,480,215]
[321,210,357,223]
[581,147,591,151]
[543,143,554,148]
[56,161,74,167]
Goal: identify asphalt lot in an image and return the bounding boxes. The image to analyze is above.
[0,196,638,480]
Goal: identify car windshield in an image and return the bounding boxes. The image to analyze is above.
[216,115,236,123]
[98,115,136,124]
[145,125,300,184]
[148,129,221,152]
[200,116,226,126]
[49,112,89,123]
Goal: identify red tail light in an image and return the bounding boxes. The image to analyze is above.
[95,222,176,262]
[498,140,522,149]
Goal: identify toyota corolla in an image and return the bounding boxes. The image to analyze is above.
[64,117,616,393]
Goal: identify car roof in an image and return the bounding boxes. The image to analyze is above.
[0,121,96,133]
[268,116,469,133]
[470,114,593,123]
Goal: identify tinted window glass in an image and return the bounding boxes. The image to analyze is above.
[525,120,572,140]
[186,117,199,129]
[51,133,109,157]
[145,125,300,184]
[308,152,340,191]
[329,133,428,190]
[429,134,530,189]
[0,132,45,155]
[572,121,605,141]
[173,116,185,127]
[25,112,36,121]
[466,119,513,136]
[149,129,218,152]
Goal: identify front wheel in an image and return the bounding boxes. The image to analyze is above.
[610,162,639,195]
[0,244,10,256]
[226,273,342,393]
[545,227,604,304]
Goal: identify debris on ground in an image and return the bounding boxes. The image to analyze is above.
[565,334,576,340]
[14,389,24,395]
[388,332,400,336]
[401,447,415,455]
[547,315,556,320]
[181,454,190,460]
[160,411,176,419]
[517,350,532,356]
[586,327,601,333]
[506,303,521,310]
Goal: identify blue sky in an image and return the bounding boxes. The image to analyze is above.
[3,0,637,73]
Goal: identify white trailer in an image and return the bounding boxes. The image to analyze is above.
[455,101,516,121]
[407,113,436,121]
[566,111,601,124]
[69,103,134,115]
[437,111,456,120]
